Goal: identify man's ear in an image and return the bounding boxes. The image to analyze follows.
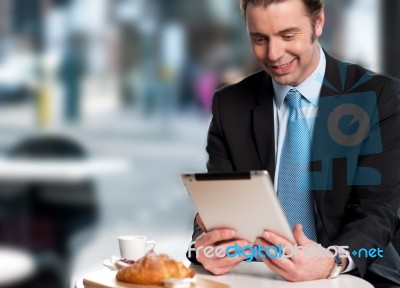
[315,9,325,37]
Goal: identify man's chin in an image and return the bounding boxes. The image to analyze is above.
[270,75,296,86]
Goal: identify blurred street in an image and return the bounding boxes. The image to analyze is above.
[0,89,209,287]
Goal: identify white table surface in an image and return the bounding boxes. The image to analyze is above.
[75,262,374,288]
[0,158,130,181]
[192,262,374,288]
[0,247,36,286]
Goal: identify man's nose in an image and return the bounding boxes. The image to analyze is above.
[267,40,284,62]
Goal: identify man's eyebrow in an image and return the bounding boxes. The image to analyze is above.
[249,27,301,37]
[249,32,266,37]
[279,27,301,34]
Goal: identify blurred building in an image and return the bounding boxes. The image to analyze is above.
[0,0,398,124]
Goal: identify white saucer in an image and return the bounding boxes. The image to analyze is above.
[103,256,134,271]
[102,259,117,271]
[102,255,120,271]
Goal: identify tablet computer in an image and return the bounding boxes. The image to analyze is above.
[182,170,295,244]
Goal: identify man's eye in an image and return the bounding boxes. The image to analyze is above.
[282,34,295,40]
[252,37,266,45]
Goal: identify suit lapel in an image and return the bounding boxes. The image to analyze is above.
[312,52,343,240]
[252,73,276,182]
[312,52,341,192]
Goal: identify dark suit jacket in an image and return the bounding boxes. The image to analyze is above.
[188,52,400,285]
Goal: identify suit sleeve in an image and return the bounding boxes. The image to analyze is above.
[206,91,235,172]
[331,78,400,277]
[186,91,235,263]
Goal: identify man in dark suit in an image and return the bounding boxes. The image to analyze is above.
[187,0,400,287]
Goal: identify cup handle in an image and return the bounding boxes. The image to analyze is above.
[145,240,156,252]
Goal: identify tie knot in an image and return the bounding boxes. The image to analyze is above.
[285,89,302,109]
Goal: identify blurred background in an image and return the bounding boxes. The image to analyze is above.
[0,0,398,287]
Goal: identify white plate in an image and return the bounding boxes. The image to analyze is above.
[164,278,196,288]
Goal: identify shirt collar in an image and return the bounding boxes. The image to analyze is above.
[272,45,326,109]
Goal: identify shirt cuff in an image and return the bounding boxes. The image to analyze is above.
[341,254,356,273]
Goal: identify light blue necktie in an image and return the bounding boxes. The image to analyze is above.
[277,89,317,241]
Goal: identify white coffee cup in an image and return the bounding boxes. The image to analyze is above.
[118,235,156,260]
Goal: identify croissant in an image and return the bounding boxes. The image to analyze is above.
[116,250,195,285]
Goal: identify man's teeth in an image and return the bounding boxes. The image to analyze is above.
[276,61,292,68]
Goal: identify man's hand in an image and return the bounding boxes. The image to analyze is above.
[194,215,249,275]
[255,224,349,281]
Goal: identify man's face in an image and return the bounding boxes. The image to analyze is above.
[246,0,324,86]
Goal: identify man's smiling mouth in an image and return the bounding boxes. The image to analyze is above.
[269,58,296,74]
[271,59,296,69]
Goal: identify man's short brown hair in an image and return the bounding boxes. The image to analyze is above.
[239,0,323,25]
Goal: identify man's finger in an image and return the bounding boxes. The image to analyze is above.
[255,237,296,271]
[258,251,292,279]
[196,239,248,259]
[293,224,313,246]
[216,239,249,256]
[207,254,247,271]
[207,261,242,276]
[261,230,294,248]
[196,214,206,231]
[196,229,236,247]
